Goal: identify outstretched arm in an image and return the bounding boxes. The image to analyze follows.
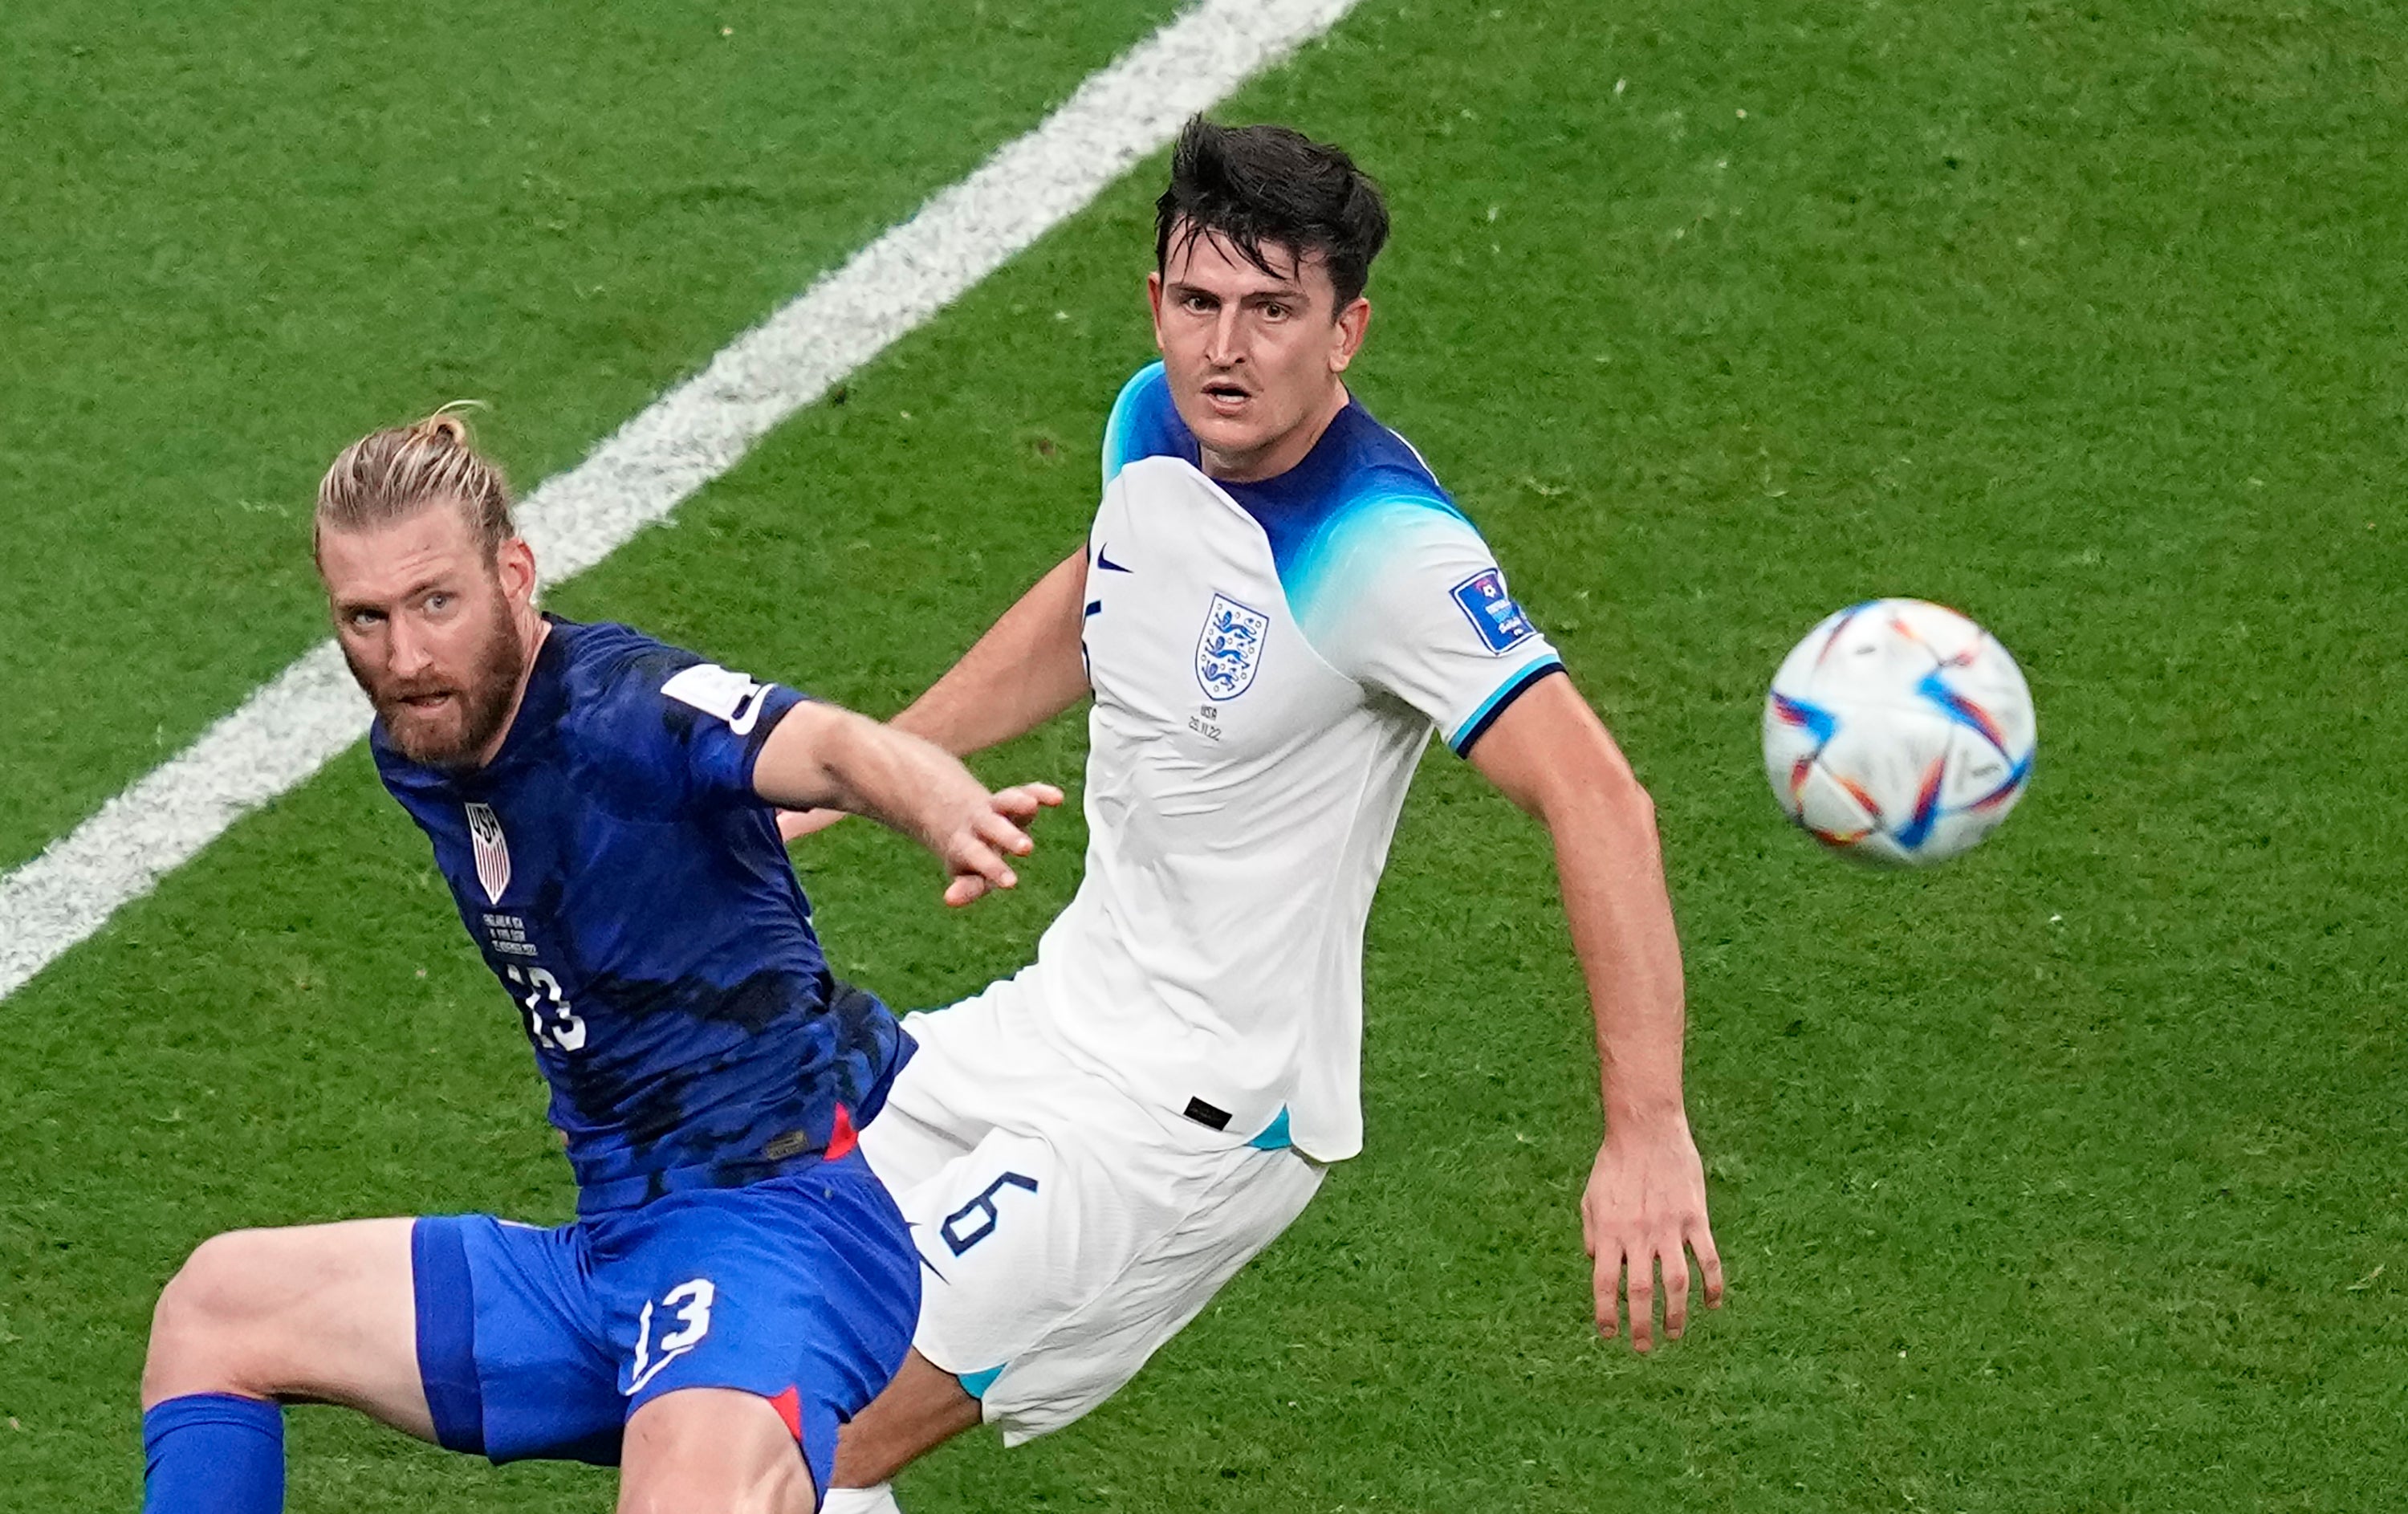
[893,547,1091,755]
[779,547,1089,841]
[753,700,1060,906]
[1466,672,1723,1351]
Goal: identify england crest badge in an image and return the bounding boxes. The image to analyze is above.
[465,802,511,905]
[1194,592,1271,701]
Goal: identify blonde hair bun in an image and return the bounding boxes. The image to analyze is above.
[316,403,514,556]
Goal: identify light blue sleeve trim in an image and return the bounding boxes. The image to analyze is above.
[958,1364,1006,1398]
[1100,361,1169,488]
[1247,1107,1294,1150]
[1446,655,1567,756]
[1278,490,1470,646]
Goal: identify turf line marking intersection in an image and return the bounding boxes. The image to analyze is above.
[0,0,1359,1003]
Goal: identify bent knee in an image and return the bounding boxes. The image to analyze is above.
[156,1230,290,1331]
[144,1231,309,1404]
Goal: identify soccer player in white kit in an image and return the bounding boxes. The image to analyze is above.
[815,120,1723,1508]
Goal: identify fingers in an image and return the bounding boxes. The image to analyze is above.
[943,874,991,908]
[938,820,1019,909]
[1662,1243,1692,1341]
[1592,1246,1620,1341]
[1608,1239,1722,1350]
[956,836,1017,891]
[942,783,1062,907]
[1625,1253,1656,1353]
[1694,1223,1727,1309]
[1596,1238,1720,1351]
[972,807,1035,859]
[990,782,1065,817]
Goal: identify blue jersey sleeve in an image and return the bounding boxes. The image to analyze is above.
[1100,362,1193,488]
[573,641,808,818]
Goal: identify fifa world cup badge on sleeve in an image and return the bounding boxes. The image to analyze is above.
[661,662,774,735]
[1194,592,1271,700]
[1451,568,1537,654]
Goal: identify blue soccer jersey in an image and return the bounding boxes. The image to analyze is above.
[372,615,912,1215]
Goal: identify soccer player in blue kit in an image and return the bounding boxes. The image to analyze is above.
[137,413,1060,1513]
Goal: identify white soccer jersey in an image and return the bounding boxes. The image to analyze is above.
[1010,364,1563,1162]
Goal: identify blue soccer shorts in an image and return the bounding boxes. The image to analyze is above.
[409,1152,917,1496]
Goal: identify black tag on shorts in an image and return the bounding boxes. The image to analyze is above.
[1182,1097,1232,1132]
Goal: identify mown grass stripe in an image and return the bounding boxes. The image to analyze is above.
[0,0,1357,1003]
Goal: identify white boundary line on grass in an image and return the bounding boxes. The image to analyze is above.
[0,0,1359,1003]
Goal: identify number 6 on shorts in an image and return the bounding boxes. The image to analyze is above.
[939,1173,1039,1256]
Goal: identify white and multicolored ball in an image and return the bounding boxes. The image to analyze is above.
[1762,599,2036,866]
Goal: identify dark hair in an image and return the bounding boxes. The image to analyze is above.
[1154,118,1390,310]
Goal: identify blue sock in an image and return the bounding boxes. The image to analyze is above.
[142,1394,284,1513]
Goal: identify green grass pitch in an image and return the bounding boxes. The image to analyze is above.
[3,0,2404,1508]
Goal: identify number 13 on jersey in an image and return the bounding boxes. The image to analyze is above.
[506,964,588,1052]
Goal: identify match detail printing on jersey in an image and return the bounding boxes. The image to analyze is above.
[372,617,911,1215]
[1017,364,1563,1162]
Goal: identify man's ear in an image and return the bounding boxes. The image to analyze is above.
[1330,295,1373,374]
[496,536,539,608]
[1146,270,1168,352]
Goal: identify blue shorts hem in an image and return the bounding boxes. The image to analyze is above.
[410,1216,486,1456]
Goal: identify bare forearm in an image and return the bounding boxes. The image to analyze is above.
[1470,678,1691,1134]
[1546,778,1690,1133]
[894,550,1090,756]
[755,703,991,853]
[1460,674,1721,1341]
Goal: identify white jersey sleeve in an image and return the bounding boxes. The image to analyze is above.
[1288,494,1564,754]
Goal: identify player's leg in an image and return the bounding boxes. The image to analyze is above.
[594,1160,918,1513]
[816,987,1031,1509]
[617,1388,817,1514]
[822,1113,1084,1504]
[816,1118,1084,1510]
[824,1111,1322,1511]
[140,1217,431,1512]
[827,1352,979,1488]
[967,1139,1323,1447]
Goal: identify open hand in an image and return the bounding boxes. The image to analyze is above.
[1584,1121,1723,1351]
[938,783,1064,906]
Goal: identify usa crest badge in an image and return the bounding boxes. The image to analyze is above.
[465,802,511,905]
[1194,592,1270,700]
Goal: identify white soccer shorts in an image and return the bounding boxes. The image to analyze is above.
[858,975,1323,1445]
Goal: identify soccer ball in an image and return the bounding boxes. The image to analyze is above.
[1762,599,2036,866]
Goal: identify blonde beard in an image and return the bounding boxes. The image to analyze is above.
[353,602,531,769]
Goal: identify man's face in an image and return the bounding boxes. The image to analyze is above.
[318,501,537,769]
[1148,223,1369,481]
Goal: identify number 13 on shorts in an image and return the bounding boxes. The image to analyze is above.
[626,1277,716,1394]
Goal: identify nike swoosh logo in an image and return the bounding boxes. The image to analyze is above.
[907,1223,950,1283]
[1095,546,1133,572]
